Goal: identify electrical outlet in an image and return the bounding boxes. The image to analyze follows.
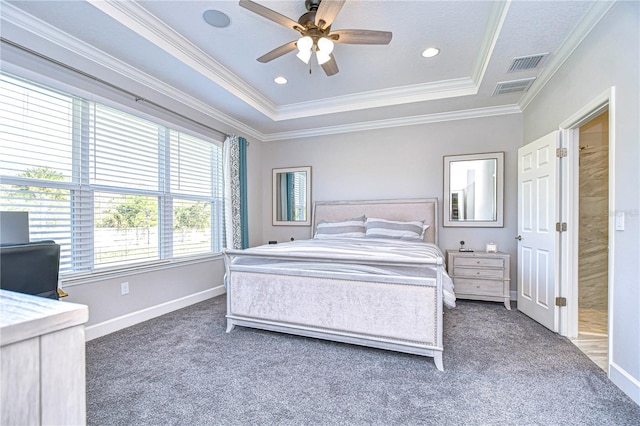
[120,282,129,295]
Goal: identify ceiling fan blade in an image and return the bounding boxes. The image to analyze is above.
[257,40,298,63]
[315,0,346,29]
[321,55,339,76]
[239,0,300,31]
[331,29,392,45]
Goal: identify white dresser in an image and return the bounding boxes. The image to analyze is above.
[1,290,89,425]
[446,250,511,310]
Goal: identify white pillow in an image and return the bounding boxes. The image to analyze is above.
[315,215,366,239]
[365,218,426,241]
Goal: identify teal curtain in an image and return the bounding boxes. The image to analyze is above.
[238,137,248,249]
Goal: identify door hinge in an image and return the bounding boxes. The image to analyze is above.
[556,147,567,158]
[556,222,567,232]
[555,297,567,307]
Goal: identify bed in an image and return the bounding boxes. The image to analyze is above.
[223,198,455,370]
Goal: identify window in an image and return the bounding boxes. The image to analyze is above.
[0,72,224,274]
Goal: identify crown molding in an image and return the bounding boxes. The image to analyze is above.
[86,1,492,120]
[2,1,528,144]
[0,2,264,141]
[275,77,477,121]
[276,0,510,121]
[518,0,616,111]
[7,0,514,123]
[87,0,277,119]
[471,0,511,85]
[263,105,522,142]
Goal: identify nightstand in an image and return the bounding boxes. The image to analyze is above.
[446,250,511,310]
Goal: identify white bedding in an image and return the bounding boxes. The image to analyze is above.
[229,238,456,308]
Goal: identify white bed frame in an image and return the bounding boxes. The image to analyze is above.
[223,198,446,370]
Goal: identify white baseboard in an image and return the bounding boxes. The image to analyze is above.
[510,290,517,301]
[84,286,225,341]
[609,362,640,405]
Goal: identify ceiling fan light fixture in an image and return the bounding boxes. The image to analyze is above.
[316,51,331,65]
[296,36,313,64]
[296,49,312,64]
[297,36,313,52]
[317,37,334,55]
[241,0,393,76]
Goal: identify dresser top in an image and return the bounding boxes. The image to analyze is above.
[0,289,88,347]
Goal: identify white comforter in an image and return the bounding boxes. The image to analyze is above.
[228,238,456,308]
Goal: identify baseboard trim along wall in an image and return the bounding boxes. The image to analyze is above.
[84,286,225,341]
[609,362,640,406]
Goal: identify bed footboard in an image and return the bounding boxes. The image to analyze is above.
[225,266,445,371]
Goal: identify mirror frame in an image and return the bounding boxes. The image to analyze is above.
[443,152,504,227]
[272,166,312,226]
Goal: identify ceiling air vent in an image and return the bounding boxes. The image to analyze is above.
[493,78,536,96]
[507,53,549,72]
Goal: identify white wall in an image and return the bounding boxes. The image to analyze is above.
[260,114,523,288]
[522,1,639,403]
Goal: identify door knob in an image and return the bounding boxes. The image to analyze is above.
[515,235,523,241]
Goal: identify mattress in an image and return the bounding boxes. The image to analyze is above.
[228,238,456,308]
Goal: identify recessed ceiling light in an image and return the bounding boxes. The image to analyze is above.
[203,10,230,28]
[274,76,288,85]
[422,47,440,58]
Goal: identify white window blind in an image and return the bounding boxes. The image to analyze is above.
[293,172,306,221]
[169,130,224,257]
[92,104,159,190]
[0,74,78,272]
[0,72,224,275]
[0,75,75,180]
[0,183,74,273]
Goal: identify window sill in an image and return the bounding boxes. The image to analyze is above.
[60,253,223,287]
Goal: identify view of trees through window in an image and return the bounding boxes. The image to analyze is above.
[0,72,223,273]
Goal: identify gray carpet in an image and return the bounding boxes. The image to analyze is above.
[86,296,640,425]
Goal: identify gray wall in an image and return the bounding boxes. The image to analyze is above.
[260,114,523,289]
[65,259,224,328]
[522,1,639,397]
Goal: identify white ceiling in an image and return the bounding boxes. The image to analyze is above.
[1,1,610,141]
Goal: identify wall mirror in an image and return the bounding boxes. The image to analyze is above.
[272,166,312,226]
[443,152,504,227]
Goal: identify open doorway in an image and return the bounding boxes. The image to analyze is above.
[568,110,609,371]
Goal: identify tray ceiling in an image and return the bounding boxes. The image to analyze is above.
[1,1,610,140]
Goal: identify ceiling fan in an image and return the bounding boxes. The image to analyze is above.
[239,0,392,76]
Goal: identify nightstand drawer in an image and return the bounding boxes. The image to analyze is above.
[454,267,504,279]
[454,279,504,296]
[453,257,504,268]
[446,250,510,309]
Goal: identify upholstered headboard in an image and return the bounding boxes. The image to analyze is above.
[311,198,438,245]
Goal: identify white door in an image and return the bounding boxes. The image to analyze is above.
[517,132,560,331]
